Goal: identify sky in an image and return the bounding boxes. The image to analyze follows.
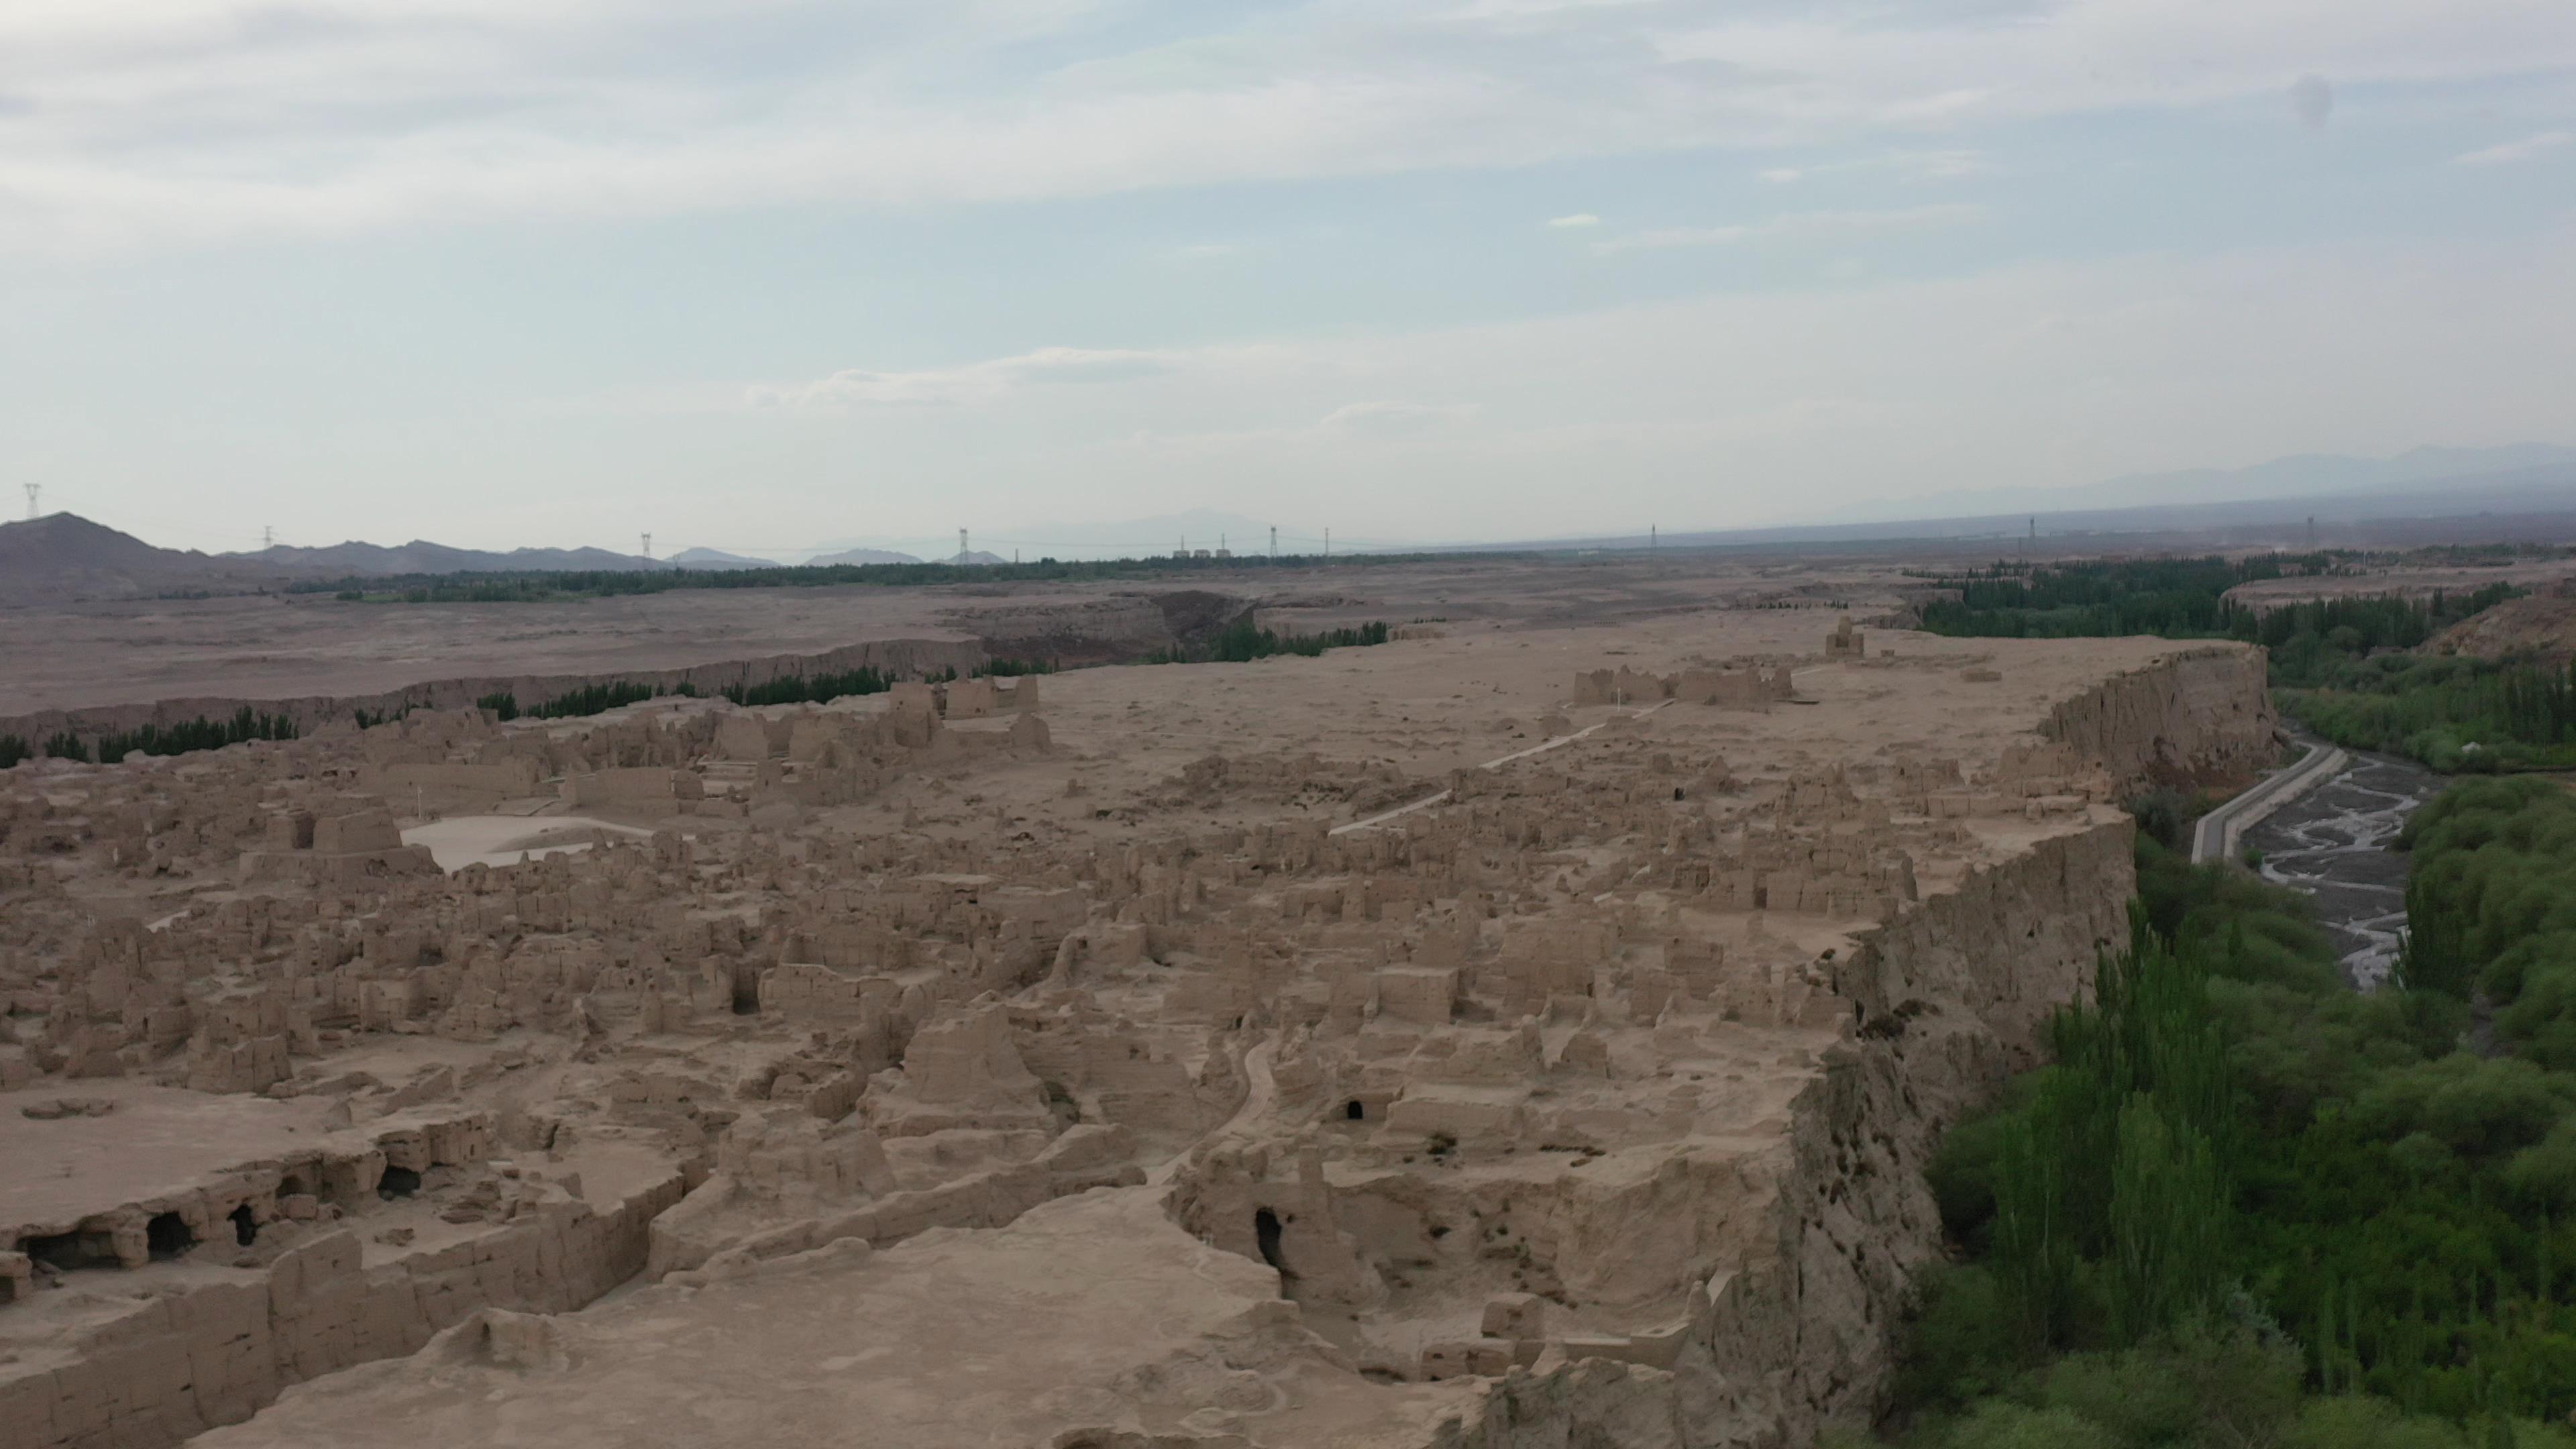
[4,0,2575,559]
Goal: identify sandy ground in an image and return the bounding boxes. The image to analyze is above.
[0,1079,347,1228]
[195,1189,1480,1449]
[490,604,2185,883]
[0,585,2239,1449]
[820,612,2169,871]
[402,816,657,871]
[2224,554,2576,610]
[0,554,1913,716]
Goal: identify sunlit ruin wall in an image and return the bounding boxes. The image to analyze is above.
[0,633,2282,1449]
[0,638,989,746]
[1424,647,2275,1448]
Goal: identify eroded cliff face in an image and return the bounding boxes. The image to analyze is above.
[1430,645,2275,1449]
[0,637,987,746]
[2,1171,684,1449]
[2041,645,2281,792]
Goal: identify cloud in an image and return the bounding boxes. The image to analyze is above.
[1593,224,1754,254]
[1,0,2569,252]
[2290,74,2334,129]
[1313,399,1482,434]
[1900,149,1991,180]
[1042,227,2576,541]
[1757,149,1986,186]
[1591,202,1984,254]
[1546,213,1602,227]
[2454,130,2573,166]
[1655,3,2572,129]
[751,345,1178,410]
[1164,242,1246,260]
[50,220,2576,552]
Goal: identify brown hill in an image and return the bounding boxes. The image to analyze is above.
[2427,583,2576,663]
[0,513,302,606]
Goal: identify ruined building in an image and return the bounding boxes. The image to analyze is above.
[0,613,2279,1449]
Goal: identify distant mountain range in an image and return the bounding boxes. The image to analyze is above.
[1817,443,2576,527]
[241,539,675,576]
[1500,459,2576,554]
[804,546,926,567]
[668,547,784,570]
[0,513,295,605]
[6,443,2573,606]
[798,508,1289,564]
[0,512,1043,606]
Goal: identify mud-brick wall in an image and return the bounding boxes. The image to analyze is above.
[0,1173,684,1449]
[0,637,989,748]
[1428,822,2138,1449]
[1428,646,2282,1449]
[2041,643,2281,791]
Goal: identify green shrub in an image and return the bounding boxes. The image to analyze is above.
[1886,790,2576,1434]
[1938,1401,2118,1449]
[529,681,659,718]
[721,667,892,708]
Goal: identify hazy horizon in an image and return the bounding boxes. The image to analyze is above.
[7,1,2575,556]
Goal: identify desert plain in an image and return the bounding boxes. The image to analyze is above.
[0,551,2286,1449]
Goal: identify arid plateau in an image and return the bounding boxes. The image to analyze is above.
[0,555,2284,1449]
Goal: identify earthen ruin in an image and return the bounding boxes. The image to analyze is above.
[0,588,2281,1449]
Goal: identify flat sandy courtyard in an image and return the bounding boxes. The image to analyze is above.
[401,816,657,871]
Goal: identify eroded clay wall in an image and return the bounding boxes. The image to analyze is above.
[2039,643,2279,791]
[0,1175,684,1449]
[0,637,986,745]
[1428,646,2274,1448]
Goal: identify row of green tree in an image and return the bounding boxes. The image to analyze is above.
[2286,656,2576,773]
[1916,555,2519,690]
[470,680,693,721]
[8,653,1061,771]
[721,669,890,709]
[308,552,1507,604]
[1911,553,2559,771]
[463,657,1055,719]
[9,623,1347,774]
[1,708,301,767]
[1881,787,2576,1446]
[1918,554,2306,639]
[1152,619,1393,664]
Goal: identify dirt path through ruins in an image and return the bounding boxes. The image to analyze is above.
[1330,698,1678,835]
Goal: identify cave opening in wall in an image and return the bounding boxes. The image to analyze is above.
[231,1205,258,1246]
[732,973,760,1016]
[378,1166,422,1199]
[23,1231,97,1271]
[146,1212,194,1260]
[1254,1208,1287,1277]
[1346,1099,1366,1121]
